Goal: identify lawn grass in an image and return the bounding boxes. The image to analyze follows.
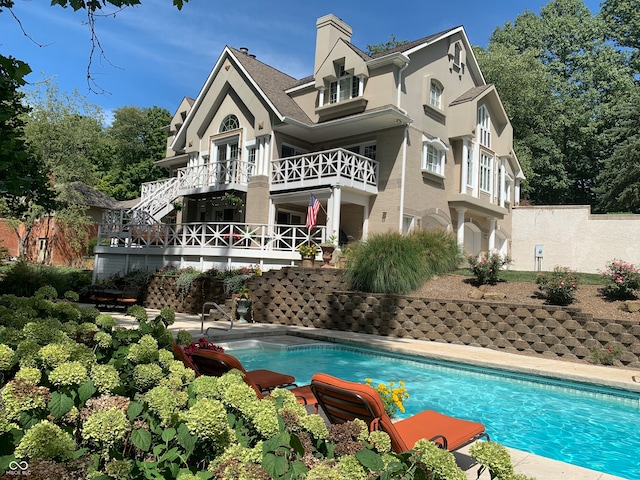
[454,268,607,285]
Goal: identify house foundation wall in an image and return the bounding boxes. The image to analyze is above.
[246,268,640,368]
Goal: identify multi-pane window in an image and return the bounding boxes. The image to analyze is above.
[329,65,359,104]
[429,81,442,109]
[466,148,473,187]
[454,43,461,67]
[219,114,239,132]
[477,106,491,148]
[480,152,493,192]
[345,142,377,160]
[422,141,445,176]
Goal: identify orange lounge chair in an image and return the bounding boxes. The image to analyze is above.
[310,373,488,452]
[190,349,317,408]
[172,343,296,392]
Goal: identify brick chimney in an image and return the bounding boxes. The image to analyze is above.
[314,14,352,76]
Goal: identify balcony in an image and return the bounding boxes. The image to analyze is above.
[177,159,254,195]
[271,148,378,194]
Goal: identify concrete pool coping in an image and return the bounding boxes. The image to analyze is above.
[112,309,635,480]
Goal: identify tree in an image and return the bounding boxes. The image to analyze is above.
[482,0,635,208]
[596,85,640,213]
[0,54,58,258]
[97,106,170,200]
[23,79,111,186]
[600,0,640,73]
[366,35,409,55]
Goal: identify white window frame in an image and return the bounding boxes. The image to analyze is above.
[345,141,377,160]
[329,65,360,104]
[454,43,462,67]
[421,137,448,177]
[480,152,493,193]
[478,105,491,148]
[429,81,443,109]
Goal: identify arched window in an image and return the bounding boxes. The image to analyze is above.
[429,80,443,109]
[219,114,239,132]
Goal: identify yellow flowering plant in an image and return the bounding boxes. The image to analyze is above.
[298,243,319,257]
[365,378,410,418]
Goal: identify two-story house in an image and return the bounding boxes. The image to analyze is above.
[93,14,523,280]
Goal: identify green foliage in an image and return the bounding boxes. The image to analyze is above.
[590,345,624,365]
[0,53,57,223]
[0,261,92,298]
[97,106,171,201]
[0,286,526,479]
[366,34,409,55]
[176,268,205,297]
[467,252,512,286]
[345,229,461,295]
[470,441,535,480]
[480,0,637,209]
[601,259,640,299]
[536,266,579,305]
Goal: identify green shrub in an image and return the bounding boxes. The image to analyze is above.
[345,229,460,295]
[467,252,512,285]
[601,259,640,300]
[536,266,579,306]
[0,261,91,298]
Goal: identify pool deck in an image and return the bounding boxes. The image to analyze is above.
[113,309,638,480]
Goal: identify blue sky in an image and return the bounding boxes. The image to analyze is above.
[2,0,602,120]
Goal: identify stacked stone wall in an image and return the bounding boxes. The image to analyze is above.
[143,275,226,313]
[248,268,640,368]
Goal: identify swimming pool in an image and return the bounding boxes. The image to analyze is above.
[228,341,640,479]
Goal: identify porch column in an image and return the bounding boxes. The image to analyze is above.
[329,185,342,242]
[362,200,370,240]
[456,208,466,249]
[488,217,496,252]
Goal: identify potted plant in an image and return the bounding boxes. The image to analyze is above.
[235,285,252,323]
[297,243,319,268]
[320,234,338,268]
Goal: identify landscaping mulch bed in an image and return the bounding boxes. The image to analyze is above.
[411,274,639,321]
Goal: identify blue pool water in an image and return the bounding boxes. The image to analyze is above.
[230,343,640,479]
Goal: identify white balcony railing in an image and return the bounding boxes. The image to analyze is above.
[97,222,325,252]
[177,159,254,192]
[271,148,378,193]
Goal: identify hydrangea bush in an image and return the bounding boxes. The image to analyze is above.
[0,287,529,479]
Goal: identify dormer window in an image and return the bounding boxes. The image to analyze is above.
[429,81,443,109]
[454,43,462,67]
[329,65,360,104]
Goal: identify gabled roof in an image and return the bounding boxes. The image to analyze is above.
[171,46,313,150]
[172,22,488,151]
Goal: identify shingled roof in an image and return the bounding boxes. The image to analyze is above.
[229,46,313,125]
[450,84,494,106]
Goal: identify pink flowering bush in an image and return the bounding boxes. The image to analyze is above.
[601,260,640,300]
[467,252,512,285]
[536,266,579,306]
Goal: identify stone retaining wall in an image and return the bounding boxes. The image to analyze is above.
[247,268,640,368]
[143,275,226,313]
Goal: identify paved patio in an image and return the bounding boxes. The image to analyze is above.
[111,308,636,480]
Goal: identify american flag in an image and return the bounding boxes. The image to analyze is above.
[306,193,321,229]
